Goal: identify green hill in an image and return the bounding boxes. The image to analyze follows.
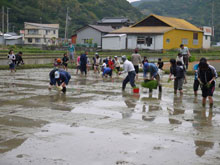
[132,0,220,43]
[0,0,142,37]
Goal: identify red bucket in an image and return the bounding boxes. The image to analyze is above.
[133,88,139,93]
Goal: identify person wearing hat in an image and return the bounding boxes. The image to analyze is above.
[94,53,101,73]
[49,69,71,93]
[80,51,88,76]
[143,62,162,92]
[119,55,136,91]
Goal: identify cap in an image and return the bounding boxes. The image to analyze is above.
[102,63,107,68]
[55,71,60,79]
[95,52,99,56]
[121,55,127,62]
[114,56,117,58]
[56,58,61,63]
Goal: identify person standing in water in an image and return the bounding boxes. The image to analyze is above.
[179,44,191,70]
[119,55,136,91]
[198,58,217,107]
[131,48,142,80]
[8,50,16,72]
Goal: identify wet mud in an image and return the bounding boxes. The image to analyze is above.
[0,68,220,165]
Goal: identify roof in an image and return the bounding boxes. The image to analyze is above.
[98,17,130,23]
[25,22,59,29]
[103,34,127,38]
[132,14,202,32]
[77,25,114,33]
[5,36,22,40]
[112,26,174,34]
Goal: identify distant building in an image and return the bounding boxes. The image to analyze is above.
[24,22,59,45]
[97,17,134,29]
[110,14,203,50]
[5,36,23,45]
[200,26,212,49]
[0,33,23,45]
[76,25,114,47]
[102,34,127,50]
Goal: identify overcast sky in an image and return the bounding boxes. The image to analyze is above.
[127,0,139,2]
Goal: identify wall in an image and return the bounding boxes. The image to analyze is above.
[76,27,102,46]
[102,36,126,50]
[163,29,203,50]
[127,34,163,50]
[6,39,23,45]
[203,35,211,49]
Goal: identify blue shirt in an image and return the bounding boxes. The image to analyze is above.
[193,64,199,80]
[144,63,158,77]
[56,71,71,85]
[102,67,111,76]
[68,45,75,52]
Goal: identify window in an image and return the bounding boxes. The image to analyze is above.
[193,33,198,45]
[137,36,145,44]
[182,38,188,45]
[146,37,152,46]
[28,38,32,43]
[205,35,208,40]
[83,39,93,44]
[53,30,56,34]
[28,29,38,35]
[166,39,170,43]
[46,30,50,35]
[35,38,41,43]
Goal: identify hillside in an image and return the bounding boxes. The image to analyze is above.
[0,0,143,37]
[132,0,220,43]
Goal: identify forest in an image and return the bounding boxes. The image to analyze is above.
[0,0,142,37]
[132,0,220,43]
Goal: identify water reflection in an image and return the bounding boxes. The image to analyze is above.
[121,92,140,119]
[194,140,214,157]
[193,108,214,157]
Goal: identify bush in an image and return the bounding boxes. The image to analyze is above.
[189,56,196,62]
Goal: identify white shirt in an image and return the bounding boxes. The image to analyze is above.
[176,56,184,65]
[8,54,16,64]
[122,60,135,73]
[179,47,189,55]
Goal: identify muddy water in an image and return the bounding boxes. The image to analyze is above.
[0,69,220,165]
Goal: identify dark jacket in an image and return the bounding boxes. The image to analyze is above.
[198,65,217,84]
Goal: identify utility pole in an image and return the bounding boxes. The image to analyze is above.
[7,7,10,33]
[211,0,214,38]
[2,6,4,33]
[64,7,69,42]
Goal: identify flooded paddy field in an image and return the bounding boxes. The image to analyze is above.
[0,69,220,165]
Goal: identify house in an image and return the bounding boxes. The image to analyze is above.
[111,14,203,50]
[97,17,134,29]
[5,36,23,45]
[76,25,114,47]
[102,34,127,50]
[24,22,59,45]
[200,26,212,49]
[0,33,23,45]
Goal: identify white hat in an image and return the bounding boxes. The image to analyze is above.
[114,56,117,58]
[102,63,107,68]
[55,71,60,79]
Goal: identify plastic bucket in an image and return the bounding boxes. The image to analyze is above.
[133,88,139,93]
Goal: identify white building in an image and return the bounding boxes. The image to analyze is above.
[24,22,59,45]
[102,34,127,50]
[76,25,114,47]
[200,26,212,49]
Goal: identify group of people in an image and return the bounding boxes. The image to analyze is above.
[7,43,217,107]
[7,50,24,72]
